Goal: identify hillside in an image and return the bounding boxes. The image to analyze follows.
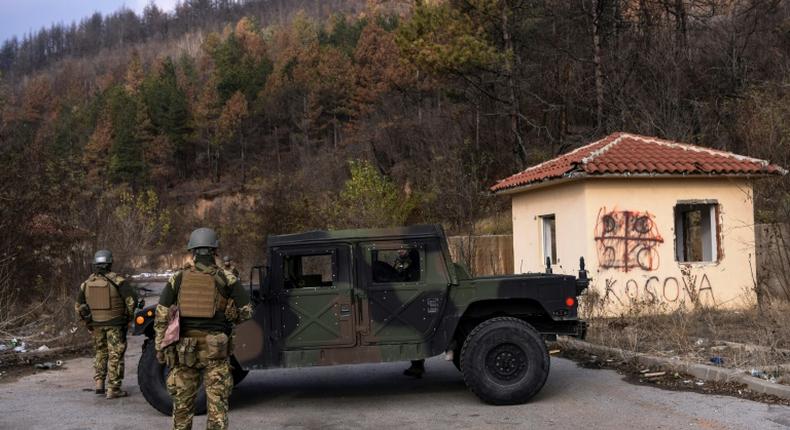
[0,0,788,331]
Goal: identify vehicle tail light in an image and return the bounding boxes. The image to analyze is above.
[565,297,575,307]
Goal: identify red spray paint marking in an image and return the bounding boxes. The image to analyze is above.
[595,207,664,272]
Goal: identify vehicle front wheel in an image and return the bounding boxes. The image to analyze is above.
[460,317,549,405]
[138,340,207,416]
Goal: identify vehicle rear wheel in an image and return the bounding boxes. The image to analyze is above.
[460,317,549,405]
[138,340,207,416]
[452,346,462,371]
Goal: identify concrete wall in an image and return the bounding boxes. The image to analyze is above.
[511,181,588,274]
[510,177,758,312]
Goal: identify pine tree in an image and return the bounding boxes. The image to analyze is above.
[217,91,248,183]
[106,86,147,186]
[142,57,192,178]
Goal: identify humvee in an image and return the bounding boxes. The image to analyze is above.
[134,225,588,414]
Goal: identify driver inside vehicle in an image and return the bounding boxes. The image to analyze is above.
[393,248,419,282]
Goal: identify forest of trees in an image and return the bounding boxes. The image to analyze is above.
[1,0,789,323]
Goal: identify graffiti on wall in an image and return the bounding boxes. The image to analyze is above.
[601,269,716,306]
[595,207,664,272]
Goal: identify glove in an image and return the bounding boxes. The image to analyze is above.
[156,350,165,364]
[224,299,238,322]
[78,304,92,321]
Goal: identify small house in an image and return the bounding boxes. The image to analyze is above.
[492,132,786,311]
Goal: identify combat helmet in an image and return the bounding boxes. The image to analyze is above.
[187,228,219,252]
[93,249,113,265]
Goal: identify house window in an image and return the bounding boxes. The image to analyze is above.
[541,215,557,264]
[674,203,719,263]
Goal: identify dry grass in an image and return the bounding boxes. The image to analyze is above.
[580,293,790,384]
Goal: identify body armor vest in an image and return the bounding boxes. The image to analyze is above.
[85,274,124,322]
[178,269,228,318]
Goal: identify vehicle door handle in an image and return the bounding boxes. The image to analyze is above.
[339,304,351,317]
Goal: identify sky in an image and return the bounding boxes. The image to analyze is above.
[0,0,178,43]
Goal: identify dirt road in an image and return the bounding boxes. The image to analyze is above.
[1,327,789,430]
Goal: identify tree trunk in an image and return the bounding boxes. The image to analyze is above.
[501,5,527,166]
[592,0,605,130]
[240,131,245,186]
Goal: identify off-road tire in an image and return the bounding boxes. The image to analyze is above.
[452,346,462,371]
[460,317,549,405]
[138,340,207,416]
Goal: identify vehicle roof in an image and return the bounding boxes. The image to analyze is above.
[268,224,446,247]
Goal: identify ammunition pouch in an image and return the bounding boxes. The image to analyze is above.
[206,333,229,360]
[163,345,178,368]
[177,338,202,369]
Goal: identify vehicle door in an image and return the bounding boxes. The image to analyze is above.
[357,240,449,345]
[272,244,356,349]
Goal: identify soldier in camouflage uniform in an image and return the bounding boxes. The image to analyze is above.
[76,249,139,398]
[154,228,252,430]
[393,249,426,378]
[222,256,239,278]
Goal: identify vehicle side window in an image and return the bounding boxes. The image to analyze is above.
[283,253,334,289]
[371,247,421,283]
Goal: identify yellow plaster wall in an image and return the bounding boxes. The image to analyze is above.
[511,177,757,312]
[511,181,588,274]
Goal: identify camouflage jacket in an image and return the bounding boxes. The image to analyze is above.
[154,259,252,351]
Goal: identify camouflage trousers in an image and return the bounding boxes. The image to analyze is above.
[91,326,127,390]
[166,356,233,430]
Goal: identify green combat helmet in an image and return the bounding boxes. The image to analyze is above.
[93,249,113,267]
[187,228,219,255]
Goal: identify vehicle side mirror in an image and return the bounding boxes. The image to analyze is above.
[137,299,146,309]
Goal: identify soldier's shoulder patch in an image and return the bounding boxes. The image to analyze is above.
[168,271,182,286]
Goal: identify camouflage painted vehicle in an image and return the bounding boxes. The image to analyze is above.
[134,225,589,413]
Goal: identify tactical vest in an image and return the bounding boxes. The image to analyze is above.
[85,274,124,322]
[178,268,228,318]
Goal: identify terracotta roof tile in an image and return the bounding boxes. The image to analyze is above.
[491,132,787,192]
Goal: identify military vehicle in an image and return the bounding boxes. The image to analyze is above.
[134,225,588,414]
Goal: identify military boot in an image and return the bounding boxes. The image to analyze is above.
[94,380,105,394]
[106,389,128,399]
[403,359,425,378]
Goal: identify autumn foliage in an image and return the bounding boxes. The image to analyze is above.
[0,0,788,325]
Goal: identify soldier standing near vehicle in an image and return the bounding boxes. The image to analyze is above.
[222,255,239,278]
[75,249,138,398]
[154,228,252,430]
[393,248,426,378]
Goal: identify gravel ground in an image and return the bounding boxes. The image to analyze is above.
[1,332,789,430]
